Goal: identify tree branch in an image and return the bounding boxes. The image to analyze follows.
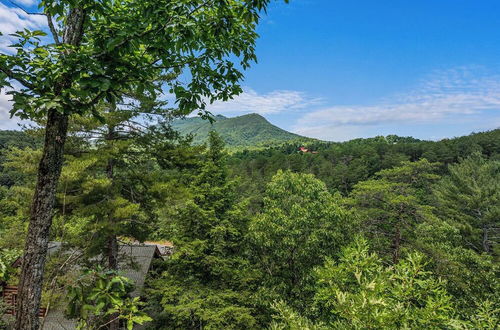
[5,0,45,15]
[0,64,35,89]
[46,12,61,45]
[79,91,105,108]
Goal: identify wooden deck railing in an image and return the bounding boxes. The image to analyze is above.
[1,285,47,317]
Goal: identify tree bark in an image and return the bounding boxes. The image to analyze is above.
[105,128,119,272]
[15,7,85,329]
[15,110,69,330]
[106,126,120,330]
[107,234,119,269]
[107,233,119,330]
[106,158,120,330]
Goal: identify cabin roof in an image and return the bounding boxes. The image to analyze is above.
[7,242,162,329]
[117,244,159,297]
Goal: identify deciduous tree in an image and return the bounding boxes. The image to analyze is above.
[249,170,350,310]
[313,237,460,329]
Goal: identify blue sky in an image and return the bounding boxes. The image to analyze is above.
[208,0,500,141]
[1,0,500,141]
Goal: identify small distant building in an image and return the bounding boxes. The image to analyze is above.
[1,242,164,329]
[298,146,318,154]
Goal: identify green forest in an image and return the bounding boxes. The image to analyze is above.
[0,0,498,329]
[0,124,498,329]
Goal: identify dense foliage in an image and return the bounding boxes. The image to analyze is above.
[0,126,499,328]
[228,129,500,209]
[249,170,349,311]
[146,132,259,329]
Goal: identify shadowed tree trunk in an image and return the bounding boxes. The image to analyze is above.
[107,231,119,330]
[106,124,120,330]
[15,7,86,329]
[15,110,69,329]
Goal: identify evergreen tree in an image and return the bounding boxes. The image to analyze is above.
[348,159,441,263]
[0,117,196,328]
[413,216,499,317]
[147,132,258,329]
[0,147,42,250]
[426,153,500,315]
[433,153,499,255]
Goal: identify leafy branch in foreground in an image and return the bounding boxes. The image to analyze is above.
[66,267,151,330]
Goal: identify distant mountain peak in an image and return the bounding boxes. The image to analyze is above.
[172,113,313,149]
[241,113,264,118]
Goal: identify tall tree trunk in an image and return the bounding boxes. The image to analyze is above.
[106,152,118,270]
[107,233,119,330]
[15,7,85,329]
[15,110,69,329]
[107,233,119,329]
[106,126,120,330]
[107,234,118,270]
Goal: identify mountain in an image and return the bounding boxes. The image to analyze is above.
[171,113,314,148]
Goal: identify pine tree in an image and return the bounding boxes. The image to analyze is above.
[147,132,258,329]
[348,159,441,263]
[433,153,499,255]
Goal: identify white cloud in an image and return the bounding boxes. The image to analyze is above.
[0,2,47,53]
[205,88,322,115]
[0,89,25,130]
[293,67,500,140]
[294,124,365,142]
[0,2,46,129]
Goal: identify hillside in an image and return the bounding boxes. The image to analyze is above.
[171,113,315,148]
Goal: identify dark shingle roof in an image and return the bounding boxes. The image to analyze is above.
[41,243,160,329]
[118,244,159,297]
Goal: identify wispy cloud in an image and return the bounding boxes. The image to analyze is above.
[205,88,322,115]
[293,67,500,140]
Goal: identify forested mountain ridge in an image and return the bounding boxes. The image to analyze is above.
[171,113,315,148]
